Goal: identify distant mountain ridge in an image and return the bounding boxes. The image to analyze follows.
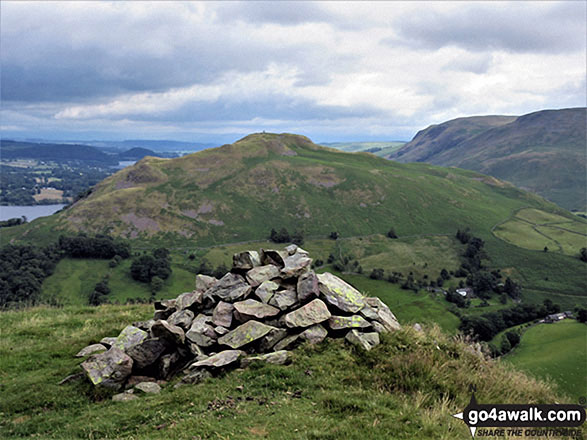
[388,108,587,211]
[0,140,117,164]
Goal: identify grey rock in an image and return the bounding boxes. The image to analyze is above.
[178,368,213,387]
[218,321,277,349]
[254,280,279,303]
[126,337,167,369]
[153,308,174,321]
[195,274,217,293]
[58,373,85,385]
[413,323,423,332]
[359,304,379,320]
[345,330,380,351]
[300,324,328,344]
[135,382,161,394]
[205,273,251,303]
[150,320,185,345]
[317,272,365,313]
[81,347,133,390]
[99,336,118,348]
[212,301,234,328]
[258,327,288,352]
[260,249,287,268]
[186,319,217,347]
[113,325,148,352]
[175,290,203,311]
[328,315,371,331]
[234,299,280,320]
[75,343,107,357]
[112,393,139,402]
[268,289,298,310]
[190,350,244,368]
[214,326,230,336]
[187,341,207,358]
[285,244,299,255]
[371,320,387,334]
[232,251,261,270]
[281,252,312,277]
[274,334,300,351]
[364,297,401,332]
[246,265,281,287]
[241,350,291,367]
[297,271,319,303]
[284,299,331,328]
[154,299,176,310]
[158,352,181,379]
[132,320,156,331]
[168,309,195,330]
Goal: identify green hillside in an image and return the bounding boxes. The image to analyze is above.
[0,304,564,440]
[389,108,587,211]
[321,141,406,157]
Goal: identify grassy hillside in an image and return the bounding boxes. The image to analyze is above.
[321,141,406,157]
[504,320,587,400]
[0,304,565,440]
[389,108,587,211]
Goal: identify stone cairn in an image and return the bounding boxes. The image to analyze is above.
[76,245,401,400]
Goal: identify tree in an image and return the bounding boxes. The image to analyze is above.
[291,230,304,246]
[580,248,587,262]
[387,228,398,239]
[543,246,548,252]
[369,268,385,280]
[151,276,164,295]
[440,268,450,280]
[329,231,340,240]
[576,308,587,323]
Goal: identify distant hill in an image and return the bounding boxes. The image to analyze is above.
[0,140,117,164]
[88,139,216,153]
[7,132,566,246]
[389,108,587,211]
[117,147,160,161]
[321,141,406,158]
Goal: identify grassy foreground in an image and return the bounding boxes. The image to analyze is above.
[0,304,567,440]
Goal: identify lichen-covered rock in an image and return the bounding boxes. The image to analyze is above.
[258,327,288,352]
[195,274,217,293]
[151,320,185,345]
[246,265,281,287]
[254,280,279,303]
[81,347,133,390]
[297,271,319,303]
[273,333,300,351]
[190,350,244,368]
[234,299,280,320]
[241,350,291,367]
[328,315,371,331]
[317,272,365,313]
[268,289,298,310]
[345,330,380,351]
[112,393,139,402]
[233,251,261,270]
[168,309,195,330]
[113,325,148,352]
[281,252,312,277]
[371,320,387,334]
[218,321,276,349]
[185,319,217,347]
[135,381,161,394]
[284,299,331,328]
[363,297,401,332]
[175,290,203,311]
[126,337,167,369]
[212,301,234,328]
[75,343,107,357]
[300,324,328,344]
[100,337,118,348]
[205,273,251,302]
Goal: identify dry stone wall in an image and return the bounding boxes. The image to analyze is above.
[77,245,401,397]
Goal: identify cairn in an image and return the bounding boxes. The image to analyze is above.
[76,245,401,397]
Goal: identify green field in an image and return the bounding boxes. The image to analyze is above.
[493,208,587,256]
[0,304,563,440]
[504,320,587,400]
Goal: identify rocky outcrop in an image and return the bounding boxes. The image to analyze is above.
[76,245,401,397]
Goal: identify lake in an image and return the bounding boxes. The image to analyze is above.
[0,204,67,222]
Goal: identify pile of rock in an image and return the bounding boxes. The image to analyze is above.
[77,245,401,396]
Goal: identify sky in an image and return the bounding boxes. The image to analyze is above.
[1,1,585,144]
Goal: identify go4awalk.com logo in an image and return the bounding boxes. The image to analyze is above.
[453,394,586,438]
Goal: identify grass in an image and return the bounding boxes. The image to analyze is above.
[504,320,587,401]
[0,304,565,439]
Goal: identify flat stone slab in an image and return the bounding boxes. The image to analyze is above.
[234,299,280,320]
[218,320,276,349]
[135,381,161,394]
[150,320,185,345]
[212,301,234,328]
[297,271,319,303]
[185,319,217,347]
[300,324,328,344]
[205,273,252,302]
[113,325,148,352]
[254,280,279,303]
[168,309,195,330]
[190,350,244,368]
[284,298,331,328]
[195,274,217,293]
[112,393,139,402]
[317,272,365,313]
[126,337,167,369]
[175,291,203,311]
[233,251,261,270]
[75,343,107,357]
[281,252,312,277]
[241,350,291,367]
[363,297,401,332]
[268,289,297,310]
[246,265,281,287]
[345,330,380,351]
[328,315,371,331]
[81,347,133,390]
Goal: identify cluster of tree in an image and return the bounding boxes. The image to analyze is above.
[327,253,363,274]
[195,259,229,279]
[269,228,304,245]
[329,231,340,240]
[89,276,111,306]
[459,299,561,341]
[387,228,398,239]
[0,217,27,228]
[130,248,172,289]
[446,289,469,308]
[58,234,130,259]
[576,307,587,323]
[0,244,61,307]
[489,330,522,357]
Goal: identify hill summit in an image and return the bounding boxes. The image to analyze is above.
[8,131,558,247]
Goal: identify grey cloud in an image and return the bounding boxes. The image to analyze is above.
[214,2,333,25]
[388,2,586,54]
[442,54,494,75]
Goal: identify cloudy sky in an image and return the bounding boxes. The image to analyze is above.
[1,1,585,144]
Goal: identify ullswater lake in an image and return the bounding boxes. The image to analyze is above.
[0,204,67,222]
